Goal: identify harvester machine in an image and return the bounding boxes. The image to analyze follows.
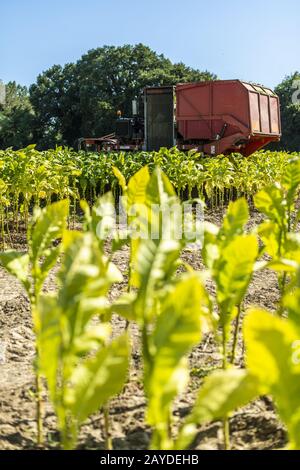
[79,80,281,156]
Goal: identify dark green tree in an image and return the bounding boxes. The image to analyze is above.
[29,64,81,149]
[29,44,216,148]
[0,81,34,149]
[275,72,300,152]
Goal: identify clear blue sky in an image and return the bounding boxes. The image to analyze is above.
[1,0,299,89]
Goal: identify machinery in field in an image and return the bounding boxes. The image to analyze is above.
[78,80,281,156]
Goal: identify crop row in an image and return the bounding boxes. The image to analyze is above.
[1,159,300,449]
[0,146,297,246]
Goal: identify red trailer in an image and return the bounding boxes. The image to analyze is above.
[176,80,281,156]
[79,80,281,156]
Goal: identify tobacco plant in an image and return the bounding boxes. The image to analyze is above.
[38,229,129,449]
[112,167,211,449]
[0,146,297,244]
[176,300,300,450]
[0,200,69,445]
[203,198,258,366]
[201,198,258,448]
[1,152,300,451]
[254,158,300,307]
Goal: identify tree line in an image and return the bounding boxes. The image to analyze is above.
[0,44,299,152]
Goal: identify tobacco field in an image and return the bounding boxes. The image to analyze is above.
[0,146,300,450]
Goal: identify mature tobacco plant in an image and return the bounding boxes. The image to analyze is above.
[0,146,295,239]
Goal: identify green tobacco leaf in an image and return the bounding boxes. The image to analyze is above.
[215,234,258,330]
[39,224,126,449]
[80,199,92,227]
[189,368,262,422]
[91,192,115,244]
[218,198,249,242]
[202,222,219,270]
[127,165,150,209]
[38,295,60,402]
[146,274,210,445]
[204,199,249,271]
[254,185,286,225]
[59,231,122,333]
[129,167,181,288]
[131,168,183,297]
[284,287,300,331]
[0,251,30,292]
[126,166,150,287]
[134,238,181,321]
[203,200,254,327]
[245,308,300,449]
[111,292,137,322]
[175,368,262,450]
[113,166,127,193]
[146,167,176,206]
[258,220,280,258]
[72,323,112,355]
[282,160,300,207]
[29,200,69,290]
[67,333,129,424]
[30,200,69,263]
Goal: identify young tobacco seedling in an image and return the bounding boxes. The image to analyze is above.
[113,165,151,288]
[0,178,10,249]
[254,158,300,305]
[0,200,69,446]
[173,367,263,450]
[113,168,211,449]
[38,229,129,449]
[203,198,258,367]
[202,198,258,449]
[244,307,300,449]
[176,275,300,450]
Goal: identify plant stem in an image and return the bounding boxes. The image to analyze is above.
[61,415,77,450]
[35,368,43,447]
[31,291,44,447]
[0,207,5,250]
[231,304,242,364]
[222,325,230,450]
[278,272,288,316]
[103,404,112,450]
[222,417,230,450]
[222,326,228,370]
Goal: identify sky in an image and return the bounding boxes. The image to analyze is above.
[0,0,299,89]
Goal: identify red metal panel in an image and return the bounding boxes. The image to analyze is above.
[270,96,280,134]
[249,92,260,132]
[181,120,211,139]
[176,83,210,117]
[212,81,248,123]
[175,80,281,156]
[176,80,249,141]
[260,94,270,134]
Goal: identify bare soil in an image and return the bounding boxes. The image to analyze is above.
[0,208,287,450]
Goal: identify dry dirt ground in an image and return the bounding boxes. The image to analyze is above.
[0,208,287,450]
